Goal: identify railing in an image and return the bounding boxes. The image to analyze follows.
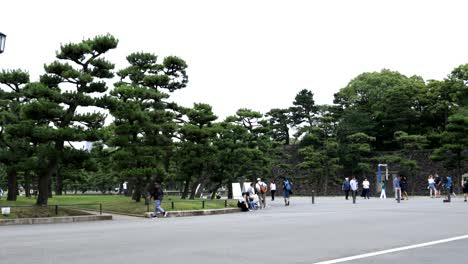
[0,203,102,215]
[145,199,233,212]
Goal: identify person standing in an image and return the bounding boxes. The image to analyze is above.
[270,180,277,201]
[400,176,409,200]
[149,182,168,218]
[394,175,401,201]
[282,177,292,206]
[350,176,358,202]
[342,178,351,200]
[428,175,436,198]
[462,177,468,202]
[380,180,387,199]
[362,178,370,199]
[445,176,453,199]
[434,174,442,198]
[256,178,267,209]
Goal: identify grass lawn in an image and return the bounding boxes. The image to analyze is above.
[0,195,237,218]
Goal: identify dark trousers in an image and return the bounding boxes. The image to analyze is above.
[361,189,370,199]
[344,190,350,200]
[271,190,276,201]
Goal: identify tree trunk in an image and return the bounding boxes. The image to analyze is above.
[24,170,31,198]
[195,181,205,198]
[132,178,142,202]
[48,176,53,198]
[37,160,56,205]
[181,179,190,199]
[126,182,133,197]
[7,168,18,201]
[227,180,233,199]
[55,169,63,195]
[189,181,199,200]
[210,182,222,199]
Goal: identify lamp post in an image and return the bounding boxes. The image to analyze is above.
[0,32,6,54]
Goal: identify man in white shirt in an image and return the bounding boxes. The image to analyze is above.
[350,176,359,202]
[256,178,267,209]
[270,180,277,201]
[362,178,370,199]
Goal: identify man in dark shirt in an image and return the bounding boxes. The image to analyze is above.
[149,182,168,218]
[342,178,351,200]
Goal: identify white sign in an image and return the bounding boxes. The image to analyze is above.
[232,183,242,199]
[1,207,10,215]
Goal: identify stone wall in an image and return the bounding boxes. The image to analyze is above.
[269,146,467,196]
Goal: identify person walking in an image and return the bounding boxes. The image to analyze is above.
[462,177,468,202]
[350,176,358,202]
[282,177,292,206]
[434,174,442,198]
[400,176,409,200]
[445,176,453,199]
[270,180,277,201]
[256,178,267,209]
[380,180,387,199]
[149,182,168,218]
[428,175,436,198]
[394,175,401,201]
[362,178,370,199]
[342,178,351,200]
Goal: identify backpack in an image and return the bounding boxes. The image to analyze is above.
[260,183,267,194]
[284,180,291,191]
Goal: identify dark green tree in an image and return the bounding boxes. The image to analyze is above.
[108,52,188,202]
[22,34,118,205]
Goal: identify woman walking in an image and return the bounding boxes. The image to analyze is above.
[428,175,436,198]
[400,176,409,200]
[380,180,387,199]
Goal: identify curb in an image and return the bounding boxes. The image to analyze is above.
[0,215,112,226]
[146,208,241,218]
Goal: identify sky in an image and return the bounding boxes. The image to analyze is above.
[1,0,468,120]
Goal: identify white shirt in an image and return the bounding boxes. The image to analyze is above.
[247,186,254,195]
[350,179,358,191]
[363,180,370,189]
[428,178,435,184]
[270,183,276,191]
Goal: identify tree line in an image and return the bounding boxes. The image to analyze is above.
[0,34,467,204]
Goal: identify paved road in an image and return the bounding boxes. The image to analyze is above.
[1,196,468,264]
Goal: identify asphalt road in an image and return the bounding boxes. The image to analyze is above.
[1,196,467,264]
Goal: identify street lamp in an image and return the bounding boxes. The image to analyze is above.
[0,32,6,54]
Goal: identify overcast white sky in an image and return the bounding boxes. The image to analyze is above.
[1,0,468,120]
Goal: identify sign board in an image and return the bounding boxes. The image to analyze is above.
[243,182,252,193]
[1,207,10,215]
[232,183,242,199]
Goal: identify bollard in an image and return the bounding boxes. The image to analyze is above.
[55,205,58,215]
[202,200,205,209]
[171,201,175,209]
[224,200,227,208]
[312,190,315,204]
[100,203,102,215]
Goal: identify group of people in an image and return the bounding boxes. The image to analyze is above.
[427,174,468,202]
[238,177,293,211]
[342,173,468,202]
[342,177,373,200]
